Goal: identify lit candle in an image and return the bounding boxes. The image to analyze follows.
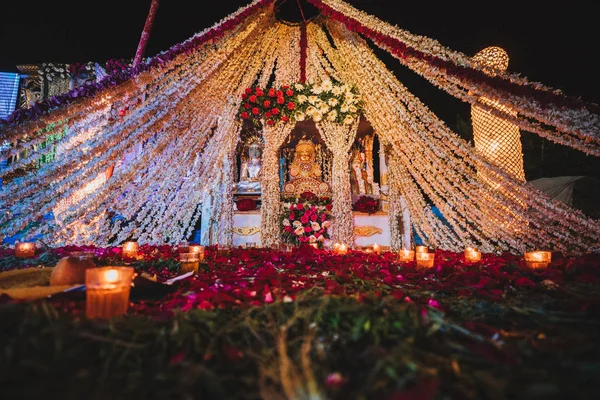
[179,253,200,273]
[178,241,189,253]
[86,267,134,319]
[415,245,428,254]
[122,241,139,259]
[416,252,435,269]
[464,247,482,263]
[372,243,381,254]
[336,244,348,255]
[524,251,552,269]
[398,249,415,262]
[188,245,205,261]
[15,242,36,259]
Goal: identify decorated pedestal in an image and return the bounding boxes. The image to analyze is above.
[228,209,391,248]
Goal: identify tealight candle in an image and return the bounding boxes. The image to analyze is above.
[372,243,381,254]
[15,242,36,259]
[398,249,415,262]
[415,245,428,254]
[177,241,189,253]
[188,245,205,261]
[416,252,435,269]
[217,245,231,257]
[464,247,482,263]
[122,241,139,258]
[179,253,200,273]
[86,267,134,319]
[334,243,348,255]
[524,251,552,269]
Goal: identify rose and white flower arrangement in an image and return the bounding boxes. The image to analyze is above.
[238,79,362,126]
[280,191,333,247]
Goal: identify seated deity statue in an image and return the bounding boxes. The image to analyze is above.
[283,139,331,196]
[237,143,262,193]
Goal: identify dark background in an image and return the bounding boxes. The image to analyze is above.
[1,0,598,180]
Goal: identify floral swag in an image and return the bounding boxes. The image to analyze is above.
[280,192,333,248]
[238,79,362,126]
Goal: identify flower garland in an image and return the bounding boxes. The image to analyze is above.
[281,191,332,247]
[238,79,362,126]
[39,63,69,81]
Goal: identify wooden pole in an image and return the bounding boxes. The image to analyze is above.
[133,0,160,66]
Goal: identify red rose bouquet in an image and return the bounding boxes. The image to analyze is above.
[353,195,379,214]
[281,192,332,247]
[235,198,257,212]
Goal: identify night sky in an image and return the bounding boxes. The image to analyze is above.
[1,0,598,178]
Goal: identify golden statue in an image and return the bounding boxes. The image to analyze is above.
[283,139,330,196]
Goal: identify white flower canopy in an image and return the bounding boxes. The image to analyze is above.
[0,0,598,254]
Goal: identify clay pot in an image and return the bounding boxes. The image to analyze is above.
[50,252,96,286]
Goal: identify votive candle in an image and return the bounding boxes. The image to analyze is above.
[15,242,36,259]
[398,249,415,262]
[415,245,428,254]
[86,267,134,319]
[334,243,348,255]
[372,243,381,254]
[122,241,139,258]
[416,252,435,269]
[464,247,482,263]
[188,245,205,261]
[524,251,551,269]
[179,253,200,273]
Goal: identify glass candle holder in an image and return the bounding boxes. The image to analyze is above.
[179,253,200,273]
[398,249,415,262]
[464,247,482,263]
[372,243,381,254]
[524,251,552,269]
[333,243,348,255]
[188,245,205,261]
[177,241,189,253]
[217,245,231,257]
[15,242,36,259]
[86,267,134,319]
[416,252,435,269]
[415,245,428,254]
[122,241,139,258]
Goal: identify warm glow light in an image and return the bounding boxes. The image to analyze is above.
[372,243,381,254]
[86,267,134,319]
[104,269,120,283]
[415,246,428,254]
[524,251,551,269]
[398,249,415,262]
[334,243,348,255]
[416,252,435,269]
[15,242,36,258]
[464,247,482,263]
[122,241,139,258]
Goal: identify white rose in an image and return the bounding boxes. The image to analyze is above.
[283,219,291,227]
[293,220,302,228]
[322,220,331,229]
[309,235,317,243]
[328,98,338,107]
[294,226,305,236]
[311,221,321,231]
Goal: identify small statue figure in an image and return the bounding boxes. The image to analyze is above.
[237,142,262,193]
[284,139,330,196]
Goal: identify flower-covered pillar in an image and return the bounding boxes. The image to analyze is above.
[385,149,411,250]
[217,147,237,246]
[315,118,359,247]
[260,122,292,247]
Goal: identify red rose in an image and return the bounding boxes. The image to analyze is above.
[276,90,283,97]
[289,212,295,220]
[281,116,289,122]
[304,226,312,233]
[284,226,292,233]
[325,204,333,211]
[286,89,294,96]
[263,100,271,108]
[321,214,326,222]
[242,93,248,100]
[245,88,253,94]
[269,88,276,97]
[296,203,304,210]
[241,111,249,119]
[267,119,274,126]
[255,87,263,94]
[282,85,290,89]
[265,111,272,118]
[287,102,295,110]
[310,214,318,222]
[244,103,251,109]
[249,95,257,103]
[277,97,285,105]
[271,108,279,116]
[301,215,309,224]
[252,107,259,115]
